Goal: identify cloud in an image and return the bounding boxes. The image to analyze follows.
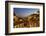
[14,8,39,18]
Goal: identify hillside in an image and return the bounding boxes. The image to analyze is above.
[13,14,40,28]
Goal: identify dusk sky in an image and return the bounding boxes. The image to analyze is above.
[14,8,39,18]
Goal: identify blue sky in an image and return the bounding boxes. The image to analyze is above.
[14,8,39,18]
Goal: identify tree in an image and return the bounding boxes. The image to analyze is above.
[37,10,40,13]
[14,12,16,16]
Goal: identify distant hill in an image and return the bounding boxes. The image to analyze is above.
[14,10,40,18]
